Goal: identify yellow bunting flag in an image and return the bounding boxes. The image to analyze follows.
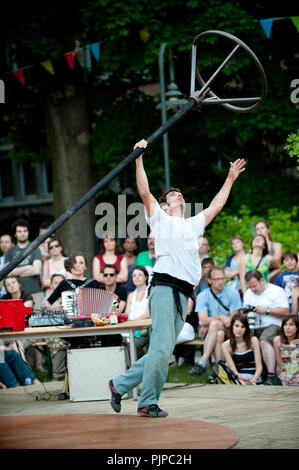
[40,60,55,75]
[139,30,150,42]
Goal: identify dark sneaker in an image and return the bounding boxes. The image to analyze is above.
[263,374,282,386]
[188,364,206,378]
[108,380,122,413]
[137,404,168,418]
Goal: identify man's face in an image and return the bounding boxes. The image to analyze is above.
[123,237,137,253]
[165,191,185,213]
[247,277,265,295]
[198,237,209,254]
[0,235,13,254]
[15,226,29,243]
[103,268,117,286]
[208,269,225,292]
[147,233,155,250]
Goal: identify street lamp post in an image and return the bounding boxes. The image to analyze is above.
[158,43,188,189]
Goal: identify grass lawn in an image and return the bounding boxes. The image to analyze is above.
[167,363,213,385]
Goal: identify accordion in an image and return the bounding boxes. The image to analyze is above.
[61,288,119,320]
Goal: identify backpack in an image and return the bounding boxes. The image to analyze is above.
[212,360,241,384]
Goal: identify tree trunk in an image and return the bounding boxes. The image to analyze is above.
[44,77,95,276]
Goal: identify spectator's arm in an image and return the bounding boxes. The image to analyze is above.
[198,311,212,327]
[238,255,247,295]
[291,287,299,315]
[187,297,194,315]
[116,257,128,283]
[254,305,289,318]
[251,336,263,383]
[267,254,281,280]
[118,300,126,313]
[11,259,42,277]
[42,259,51,289]
[125,292,133,315]
[92,257,104,284]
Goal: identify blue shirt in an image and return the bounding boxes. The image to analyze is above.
[275,271,299,310]
[195,285,242,317]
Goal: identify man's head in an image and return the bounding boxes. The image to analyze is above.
[103,264,118,287]
[198,237,210,256]
[147,232,155,252]
[159,187,185,215]
[12,219,30,244]
[0,234,14,254]
[123,236,138,254]
[201,257,215,279]
[244,270,266,295]
[281,251,298,271]
[208,266,225,293]
[50,274,65,290]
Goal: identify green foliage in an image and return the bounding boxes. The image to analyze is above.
[285,129,299,169]
[206,205,299,267]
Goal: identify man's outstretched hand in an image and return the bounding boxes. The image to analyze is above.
[228,158,246,182]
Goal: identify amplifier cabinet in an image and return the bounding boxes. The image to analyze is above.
[67,346,127,402]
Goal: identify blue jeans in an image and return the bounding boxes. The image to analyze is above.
[114,285,188,407]
[0,350,36,388]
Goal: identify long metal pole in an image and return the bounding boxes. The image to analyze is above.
[159,43,171,188]
[0,99,195,281]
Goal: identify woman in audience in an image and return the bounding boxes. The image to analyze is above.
[42,238,68,296]
[125,265,150,359]
[222,312,263,385]
[92,234,128,285]
[0,346,40,388]
[224,235,246,294]
[255,219,282,280]
[239,234,279,295]
[273,314,299,386]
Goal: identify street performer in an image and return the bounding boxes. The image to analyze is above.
[109,139,246,417]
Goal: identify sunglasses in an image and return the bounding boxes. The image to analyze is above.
[49,244,60,249]
[103,273,116,277]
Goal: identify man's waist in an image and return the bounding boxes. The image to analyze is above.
[150,272,194,298]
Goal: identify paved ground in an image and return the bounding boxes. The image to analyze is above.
[1,380,298,450]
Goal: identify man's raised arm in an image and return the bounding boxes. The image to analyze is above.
[203,158,246,227]
[134,139,157,217]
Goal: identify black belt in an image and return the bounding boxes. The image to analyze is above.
[148,272,194,321]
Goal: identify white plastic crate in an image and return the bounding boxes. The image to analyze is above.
[67,346,127,402]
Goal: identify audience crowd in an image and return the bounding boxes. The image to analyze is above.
[0,216,298,389]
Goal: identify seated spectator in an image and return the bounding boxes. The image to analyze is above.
[291,286,299,315]
[197,257,215,293]
[224,235,246,294]
[255,219,282,281]
[43,251,102,309]
[124,266,150,359]
[0,234,14,297]
[42,238,68,297]
[122,236,138,296]
[135,231,156,276]
[275,251,299,311]
[0,346,40,388]
[273,314,299,386]
[239,234,279,296]
[243,270,289,385]
[92,234,128,285]
[222,312,263,385]
[188,267,242,378]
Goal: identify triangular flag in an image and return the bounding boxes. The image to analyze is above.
[85,46,92,71]
[64,51,75,70]
[260,18,274,38]
[41,60,55,75]
[90,42,100,62]
[291,16,299,32]
[12,69,25,86]
[75,48,85,67]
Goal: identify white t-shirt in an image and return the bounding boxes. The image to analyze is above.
[145,201,205,286]
[243,283,289,328]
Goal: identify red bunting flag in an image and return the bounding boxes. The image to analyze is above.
[64,51,75,70]
[12,69,25,85]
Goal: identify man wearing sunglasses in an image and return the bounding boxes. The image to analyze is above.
[101,264,127,314]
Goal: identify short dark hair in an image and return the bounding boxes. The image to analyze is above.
[50,273,65,282]
[12,218,30,234]
[159,187,182,204]
[132,265,149,284]
[245,269,263,283]
[64,252,88,272]
[208,266,224,279]
[201,257,215,267]
[282,250,298,264]
[103,264,118,274]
